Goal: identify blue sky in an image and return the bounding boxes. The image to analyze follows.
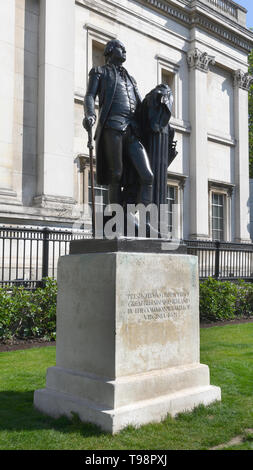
[235,0,253,28]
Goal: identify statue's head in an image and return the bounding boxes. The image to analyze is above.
[104,40,126,65]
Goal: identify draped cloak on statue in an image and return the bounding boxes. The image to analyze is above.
[140,84,178,208]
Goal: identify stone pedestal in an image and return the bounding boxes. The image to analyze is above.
[34,239,221,433]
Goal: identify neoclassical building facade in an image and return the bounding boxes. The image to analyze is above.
[1,0,253,242]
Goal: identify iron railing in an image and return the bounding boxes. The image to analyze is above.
[0,226,253,287]
[0,226,91,288]
[185,239,253,281]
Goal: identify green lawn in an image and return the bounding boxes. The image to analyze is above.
[0,323,253,450]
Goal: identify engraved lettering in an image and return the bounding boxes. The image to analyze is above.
[126,289,190,320]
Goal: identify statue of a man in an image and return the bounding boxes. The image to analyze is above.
[83,39,153,210]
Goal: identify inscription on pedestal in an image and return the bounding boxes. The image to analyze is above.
[127,288,190,321]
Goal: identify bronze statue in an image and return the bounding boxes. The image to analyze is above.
[83,40,178,237]
[83,39,153,211]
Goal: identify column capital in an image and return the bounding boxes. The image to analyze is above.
[187,48,215,73]
[233,69,253,91]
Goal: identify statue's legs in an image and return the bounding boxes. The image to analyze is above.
[102,127,154,204]
[101,126,154,236]
[101,128,123,205]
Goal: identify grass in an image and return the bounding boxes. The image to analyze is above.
[0,323,252,450]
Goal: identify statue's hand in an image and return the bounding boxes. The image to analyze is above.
[83,116,96,131]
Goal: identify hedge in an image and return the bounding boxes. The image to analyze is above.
[0,277,253,341]
[0,278,57,341]
[199,278,253,322]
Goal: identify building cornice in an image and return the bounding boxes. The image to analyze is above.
[76,0,253,53]
[143,0,191,24]
[141,0,253,52]
[191,13,252,53]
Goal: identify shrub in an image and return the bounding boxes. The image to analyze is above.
[0,278,57,341]
[199,278,253,323]
[235,280,253,318]
[1,277,253,340]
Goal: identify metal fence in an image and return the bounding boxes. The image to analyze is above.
[0,226,91,288]
[185,239,253,281]
[1,226,253,288]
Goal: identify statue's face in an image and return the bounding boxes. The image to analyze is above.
[110,41,126,64]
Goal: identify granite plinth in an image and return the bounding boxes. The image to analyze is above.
[69,237,187,255]
[34,241,221,433]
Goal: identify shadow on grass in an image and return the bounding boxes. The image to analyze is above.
[0,390,106,438]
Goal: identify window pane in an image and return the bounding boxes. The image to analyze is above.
[212,193,219,205]
[213,230,220,241]
[211,192,225,241]
[168,186,175,200]
[219,205,224,218]
[212,217,219,230]
[166,185,178,234]
[92,40,105,67]
[161,69,175,116]
[218,194,224,206]
[212,205,219,218]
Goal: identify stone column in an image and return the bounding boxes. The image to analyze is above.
[233,70,253,242]
[35,0,76,211]
[187,48,215,240]
[0,0,16,200]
